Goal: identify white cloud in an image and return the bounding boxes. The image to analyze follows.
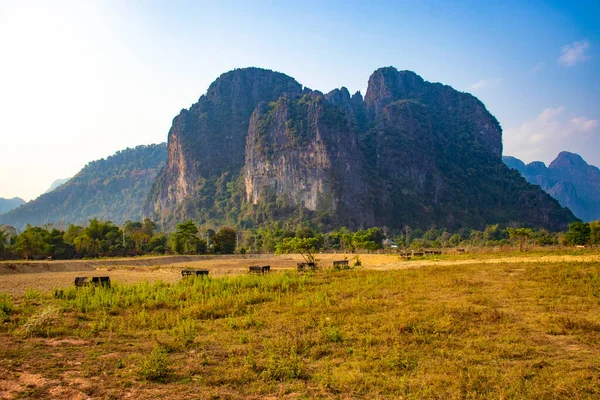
[531,61,545,73]
[504,106,600,166]
[559,40,590,67]
[469,78,501,91]
[571,117,599,132]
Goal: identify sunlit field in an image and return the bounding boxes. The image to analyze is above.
[1,254,599,399]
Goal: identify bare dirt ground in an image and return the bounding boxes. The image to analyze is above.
[1,252,599,296]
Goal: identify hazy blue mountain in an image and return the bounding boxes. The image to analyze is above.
[0,197,25,214]
[503,152,600,221]
[0,144,167,230]
[44,178,71,194]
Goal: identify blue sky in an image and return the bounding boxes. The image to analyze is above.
[1,0,598,200]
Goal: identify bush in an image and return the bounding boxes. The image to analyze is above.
[261,346,303,381]
[20,306,58,337]
[139,346,169,381]
[0,293,13,322]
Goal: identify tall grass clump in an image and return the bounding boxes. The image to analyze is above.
[0,293,13,322]
[20,305,59,337]
[139,345,170,382]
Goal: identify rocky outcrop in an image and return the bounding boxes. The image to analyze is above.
[145,66,576,231]
[503,152,600,221]
[244,93,374,227]
[145,68,303,216]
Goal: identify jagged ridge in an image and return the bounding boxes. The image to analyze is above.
[503,152,600,221]
[144,66,576,231]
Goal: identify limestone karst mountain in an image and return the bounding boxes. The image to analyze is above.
[144,67,576,231]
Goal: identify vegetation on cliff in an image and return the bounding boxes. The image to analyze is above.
[0,144,167,230]
[146,67,576,232]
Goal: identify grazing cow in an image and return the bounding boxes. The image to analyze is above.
[249,265,270,274]
[74,277,88,287]
[74,276,110,288]
[91,276,111,287]
[181,269,209,277]
[297,262,316,271]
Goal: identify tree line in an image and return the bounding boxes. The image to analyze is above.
[0,219,598,260]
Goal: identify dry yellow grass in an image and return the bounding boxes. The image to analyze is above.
[0,253,599,398]
[1,252,599,296]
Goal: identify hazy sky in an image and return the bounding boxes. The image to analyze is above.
[1,0,599,201]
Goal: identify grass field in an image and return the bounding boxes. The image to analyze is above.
[1,254,599,399]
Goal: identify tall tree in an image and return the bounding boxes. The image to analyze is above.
[212,227,237,254]
[171,220,206,254]
[564,222,591,245]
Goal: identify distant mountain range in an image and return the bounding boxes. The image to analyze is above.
[44,178,71,194]
[0,197,25,215]
[503,152,600,221]
[0,144,167,230]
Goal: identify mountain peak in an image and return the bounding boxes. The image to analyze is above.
[549,151,588,170]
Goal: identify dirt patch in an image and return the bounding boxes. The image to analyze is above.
[18,372,53,387]
[48,386,89,400]
[41,338,90,347]
[0,378,23,400]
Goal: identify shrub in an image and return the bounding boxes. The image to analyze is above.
[0,293,13,322]
[261,346,303,381]
[139,346,169,382]
[20,306,59,337]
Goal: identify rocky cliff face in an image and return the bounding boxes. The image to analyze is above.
[145,67,576,231]
[145,68,303,216]
[244,93,374,227]
[503,152,600,221]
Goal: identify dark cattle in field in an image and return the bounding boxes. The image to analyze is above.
[333,260,349,269]
[297,262,316,271]
[181,269,209,277]
[91,276,111,287]
[74,277,88,287]
[249,265,270,274]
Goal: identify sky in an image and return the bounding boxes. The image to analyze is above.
[1,0,599,201]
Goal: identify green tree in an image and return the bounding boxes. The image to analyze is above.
[330,227,353,250]
[14,225,50,259]
[148,234,168,254]
[483,224,503,244]
[0,225,8,257]
[275,237,319,263]
[448,233,462,247]
[212,227,237,254]
[564,222,591,245]
[506,228,532,251]
[589,221,600,245]
[171,220,205,254]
